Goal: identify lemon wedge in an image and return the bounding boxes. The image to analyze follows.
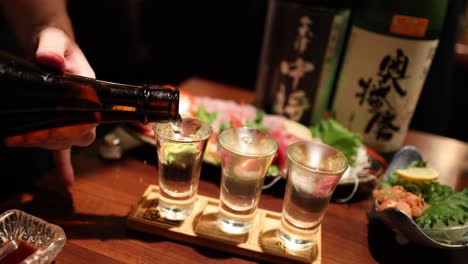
[395,167,439,182]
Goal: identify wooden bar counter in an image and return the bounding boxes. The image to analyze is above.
[1,78,466,263]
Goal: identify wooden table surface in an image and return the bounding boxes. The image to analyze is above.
[2,78,467,263]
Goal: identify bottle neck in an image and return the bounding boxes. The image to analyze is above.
[141,84,180,123]
[59,73,181,123]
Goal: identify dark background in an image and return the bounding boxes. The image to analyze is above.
[1,0,466,143]
[67,1,268,89]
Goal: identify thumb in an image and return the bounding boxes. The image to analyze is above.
[53,149,75,186]
[35,27,69,71]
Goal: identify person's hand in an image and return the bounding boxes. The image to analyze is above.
[4,27,97,186]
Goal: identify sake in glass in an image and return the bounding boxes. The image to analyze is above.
[278,141,348,250]
[153,117,212,221]
[217,127,278,234]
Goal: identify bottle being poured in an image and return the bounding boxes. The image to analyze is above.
[0,51,181,139]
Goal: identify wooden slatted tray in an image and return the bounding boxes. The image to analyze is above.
[127,185,321,264]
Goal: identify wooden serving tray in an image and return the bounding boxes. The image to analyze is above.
[127,185,321,264]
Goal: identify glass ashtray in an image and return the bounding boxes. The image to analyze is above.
[0,209,66,264]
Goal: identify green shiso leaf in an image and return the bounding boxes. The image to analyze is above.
[309,118,362,166]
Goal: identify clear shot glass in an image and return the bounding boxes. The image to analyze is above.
[153,117,212,220]
[278,141,348,250]
[217,127,278,234]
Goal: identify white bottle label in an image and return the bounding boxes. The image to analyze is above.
[332,26,438,152]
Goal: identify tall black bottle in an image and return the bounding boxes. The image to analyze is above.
[0,51,180,138]
[255,0,352,126]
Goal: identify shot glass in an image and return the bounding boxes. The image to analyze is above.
[217,127,278,234]
[153,116,212,221]
[278,141,348,250]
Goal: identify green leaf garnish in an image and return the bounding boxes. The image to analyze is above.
[267,165,280,176]
[416,189,468,229]
[219,122,232,133]
[196,105,217,124]
[309,118,362,166]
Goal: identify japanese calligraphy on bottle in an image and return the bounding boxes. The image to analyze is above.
[255,1,350,126]
[332,27,438,152]
[272,16,315,121]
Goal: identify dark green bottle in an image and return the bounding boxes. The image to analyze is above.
[332,0,448,157]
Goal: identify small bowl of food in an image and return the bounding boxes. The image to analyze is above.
[0,209,66,264]
[370,146,468,249]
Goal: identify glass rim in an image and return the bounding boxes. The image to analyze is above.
[218,127,278,158]
[286,140,349,175]
[152,116,213,143]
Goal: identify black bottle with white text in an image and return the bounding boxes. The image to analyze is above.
[255,0,351,126]
[0,51,180,138]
